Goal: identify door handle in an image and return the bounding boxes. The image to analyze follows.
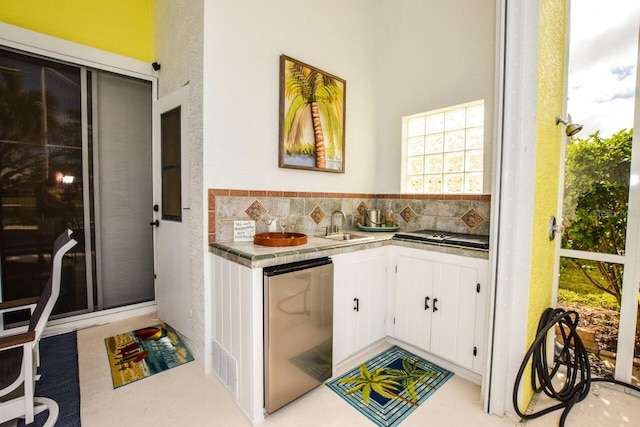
[433,298,439,312]
[424,296,430,310]
[353,297,359,312]
[150,220,160,227]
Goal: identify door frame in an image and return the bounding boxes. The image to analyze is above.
[484,0,540,416]
[611,28,640,383]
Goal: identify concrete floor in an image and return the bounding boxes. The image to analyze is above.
[73,314,640,427]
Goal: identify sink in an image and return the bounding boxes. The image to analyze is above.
[323,233,373,242]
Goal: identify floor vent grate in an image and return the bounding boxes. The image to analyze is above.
[212,340,238,397]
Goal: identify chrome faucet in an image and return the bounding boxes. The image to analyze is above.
[328,210,346,235]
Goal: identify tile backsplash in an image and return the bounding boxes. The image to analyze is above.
[208,189,491,243]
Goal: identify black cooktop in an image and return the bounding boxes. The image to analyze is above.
[393,229,489,250]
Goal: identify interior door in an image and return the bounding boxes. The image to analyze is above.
[153,85,192,338]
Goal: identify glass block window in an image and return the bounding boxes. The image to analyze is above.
[402,100,484,194]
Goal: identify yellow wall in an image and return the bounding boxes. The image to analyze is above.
[0,0,154,62]
[523,0,567,407]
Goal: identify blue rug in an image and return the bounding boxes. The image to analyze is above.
[18,331,81,427]
[327,345,453,427]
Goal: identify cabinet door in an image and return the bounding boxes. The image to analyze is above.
[392,247,488,374]
[332,252,356,363]
[430,262,478,371]
[353,248,387,352]
[332,248,388,363]
[394,254,434,351]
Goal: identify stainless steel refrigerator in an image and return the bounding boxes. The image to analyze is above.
[263,257,333,414]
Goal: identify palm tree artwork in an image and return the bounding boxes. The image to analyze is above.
[338,356,439,407]
[280,55,345,172]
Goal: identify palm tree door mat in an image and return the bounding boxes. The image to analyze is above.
[327,345,453,427]
[104,322,194,388]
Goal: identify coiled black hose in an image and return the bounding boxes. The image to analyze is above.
[513,307,640,426]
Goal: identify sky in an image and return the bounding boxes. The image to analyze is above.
[567,0,640,138]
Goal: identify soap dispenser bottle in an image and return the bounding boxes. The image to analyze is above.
[385,202,394,227]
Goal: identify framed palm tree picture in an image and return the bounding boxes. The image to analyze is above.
[279,55,346,173]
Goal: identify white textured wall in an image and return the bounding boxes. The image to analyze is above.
[155,0,206,363]
[375,0,496,193]
[202,0,379,193]
[201,0,496,195]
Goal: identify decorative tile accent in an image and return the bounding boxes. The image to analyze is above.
[245,200,267,221]
[309,204,326,224]
[461,207,484,229]
[356,201,368,216]
[399,205,417,223]
[208,188,492,241]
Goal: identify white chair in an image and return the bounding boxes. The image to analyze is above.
[0,229,77,426]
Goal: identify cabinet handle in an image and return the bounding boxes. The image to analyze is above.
[433,298,439,312]
[424,296,430,310]
[353,297,359,312]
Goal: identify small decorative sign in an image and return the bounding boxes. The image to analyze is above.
[234,220,255,241]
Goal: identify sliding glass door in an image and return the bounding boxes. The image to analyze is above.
[0,47,154,326]
[92,70,154,310]
[0,49,89,323]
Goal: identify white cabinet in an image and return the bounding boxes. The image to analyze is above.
[392,246,488,374]
[332,247,389,363]
[210,243,488,424]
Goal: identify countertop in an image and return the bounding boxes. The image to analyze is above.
[209,229,489,268]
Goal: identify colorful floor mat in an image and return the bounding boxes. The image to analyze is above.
[104,322,194,388]
[327,345,453,427]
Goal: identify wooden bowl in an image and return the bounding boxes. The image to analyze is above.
[253,232,308,247]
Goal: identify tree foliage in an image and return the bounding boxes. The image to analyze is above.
[562,129,633,307]
[0,68,73,184]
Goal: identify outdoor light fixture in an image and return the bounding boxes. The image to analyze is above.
[556,116,583,137]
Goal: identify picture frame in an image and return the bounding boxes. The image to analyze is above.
[279,55,346,173]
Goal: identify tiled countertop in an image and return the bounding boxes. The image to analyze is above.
[209,230,489,268]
